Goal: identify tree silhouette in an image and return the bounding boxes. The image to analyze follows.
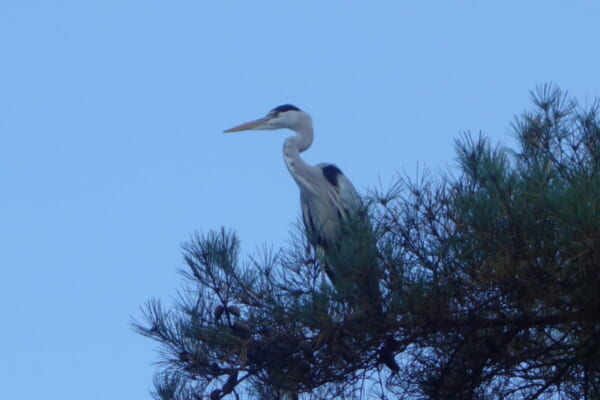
[135,85,600,400]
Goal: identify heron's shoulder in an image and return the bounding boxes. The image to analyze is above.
[317,163,344,188]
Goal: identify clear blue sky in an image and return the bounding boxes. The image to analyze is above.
[1,2,599,399]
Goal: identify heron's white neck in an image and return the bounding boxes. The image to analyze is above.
[282,117,314,186]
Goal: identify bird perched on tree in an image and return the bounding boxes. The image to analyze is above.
[224,105,381,314]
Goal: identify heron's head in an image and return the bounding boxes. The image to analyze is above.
[224,104,310,133]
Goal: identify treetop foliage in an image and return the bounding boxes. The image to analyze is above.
[135,85,600,400]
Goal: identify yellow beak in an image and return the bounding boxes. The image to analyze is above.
[223,117,270,133]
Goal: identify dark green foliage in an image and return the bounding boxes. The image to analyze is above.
[135,85,600,400]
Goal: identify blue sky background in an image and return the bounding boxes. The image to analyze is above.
[1,2,599,399]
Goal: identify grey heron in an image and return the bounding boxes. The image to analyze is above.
[224,105,381,312]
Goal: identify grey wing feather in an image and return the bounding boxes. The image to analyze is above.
[301,163,363,251]
[317,163,362,219]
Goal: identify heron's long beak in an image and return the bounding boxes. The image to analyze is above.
[223,116,270,133]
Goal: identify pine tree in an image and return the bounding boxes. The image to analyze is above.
[135,85,600,400]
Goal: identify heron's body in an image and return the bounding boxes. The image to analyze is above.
[298,164,361,265]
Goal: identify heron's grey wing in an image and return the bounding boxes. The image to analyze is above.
[299,163,364,250]
[317,163,363,221]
